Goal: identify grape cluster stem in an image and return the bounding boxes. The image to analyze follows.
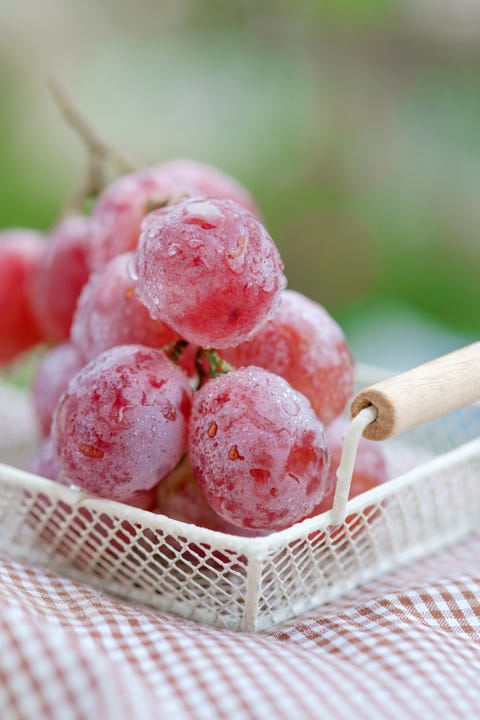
[199,349,234,379]
[48,77,140,215]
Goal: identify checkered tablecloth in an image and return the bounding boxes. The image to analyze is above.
[1,534,479,720]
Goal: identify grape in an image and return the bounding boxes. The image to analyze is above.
[155,455,262,535]
[30,215,91,342]
[308,416,388,519]
[32,342,84,436]
[175,341,199,380]
[134,198,286,348]
[156,159,260,217]
[125,487,157,511]
[0,229,43,365]
[222,289,355,425]
[29,432,156,510]
[52,345,192,501]
[89,168,197,270]
[28,436,62,481]
[71,252,179,362]
[188,367,330,531]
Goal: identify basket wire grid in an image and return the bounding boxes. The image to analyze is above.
[0,369,479,632]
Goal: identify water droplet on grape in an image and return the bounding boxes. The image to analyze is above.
[127,253,138,281]
[281,397,301,416]
[166,243,181,257]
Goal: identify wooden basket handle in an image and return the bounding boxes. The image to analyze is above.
[350,342,480,441]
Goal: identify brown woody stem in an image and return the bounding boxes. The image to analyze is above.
[162,339,189,364]
[48,77,140,214]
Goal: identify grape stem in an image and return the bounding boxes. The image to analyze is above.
[145,193,189,212]
[162,339,189,364]
[199,349,234,379]
[48,77,141,215]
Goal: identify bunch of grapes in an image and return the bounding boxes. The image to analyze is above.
[1,157,387,535]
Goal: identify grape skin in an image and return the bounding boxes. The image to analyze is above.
[30,215,91,342]
[188,367,330,531]
[28,436,62,481]
[156,158,261,218]
[52,345,192,501]
[89,168,197,271]
[155,455,263,535]
[32,342,84,436]
[28,433,156,508]
[223,289,355,426]
[0,229,44,365]
[71,252,179,362]
[134,198,286,349]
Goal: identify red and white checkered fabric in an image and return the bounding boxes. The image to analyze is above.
[1,535,479,720]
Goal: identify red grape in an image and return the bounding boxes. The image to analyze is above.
[155,455,262,535]
[52,345,192,501]
[29,436,156,513]
[89,167,196,270]
[0,229,44,365]
[188,366,330,531]
[32,342,84,436]
[156,158,260,217]
[134,198,286,348]
[28,436,62,481]
[71,252,179,362]
[309,416,388,518]
[125,487,157,511]
[222,290,355,425]
[30,215,91,342]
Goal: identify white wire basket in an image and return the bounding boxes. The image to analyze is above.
[0,358,479,632]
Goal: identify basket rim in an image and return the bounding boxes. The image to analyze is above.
[1,431,479,559]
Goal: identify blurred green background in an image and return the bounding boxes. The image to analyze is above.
[0,0,478,369]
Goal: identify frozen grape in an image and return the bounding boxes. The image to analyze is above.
[309,416,388,518]
[29,435,156,511]
[89,167,196,270]
[155,455,261,534]
[124,487,157,511]
[28,436,62,481]
[223,289,354,425]
[71,252,179,362]
[30,215,91,342]
[52,345,192,502]
[188,367,330,531]
[156,158,260,217]
[31,342,84,436]
[0,229,44,365]
[134,198,286,348]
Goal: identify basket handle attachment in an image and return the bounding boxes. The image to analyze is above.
[331,341,480,525]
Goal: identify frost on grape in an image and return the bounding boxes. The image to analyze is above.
[155,158,261,218]
[28,436,62,482]
[223,289,355,425]
[71,252,179,362]
[188,367,330,531]
[52,345,193,501]
[32,342,84,436]
[89,168,197,270]
[154,455,262,535]
[134,198,287,349]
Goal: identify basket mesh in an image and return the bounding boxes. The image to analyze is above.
[0,384,479,632]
